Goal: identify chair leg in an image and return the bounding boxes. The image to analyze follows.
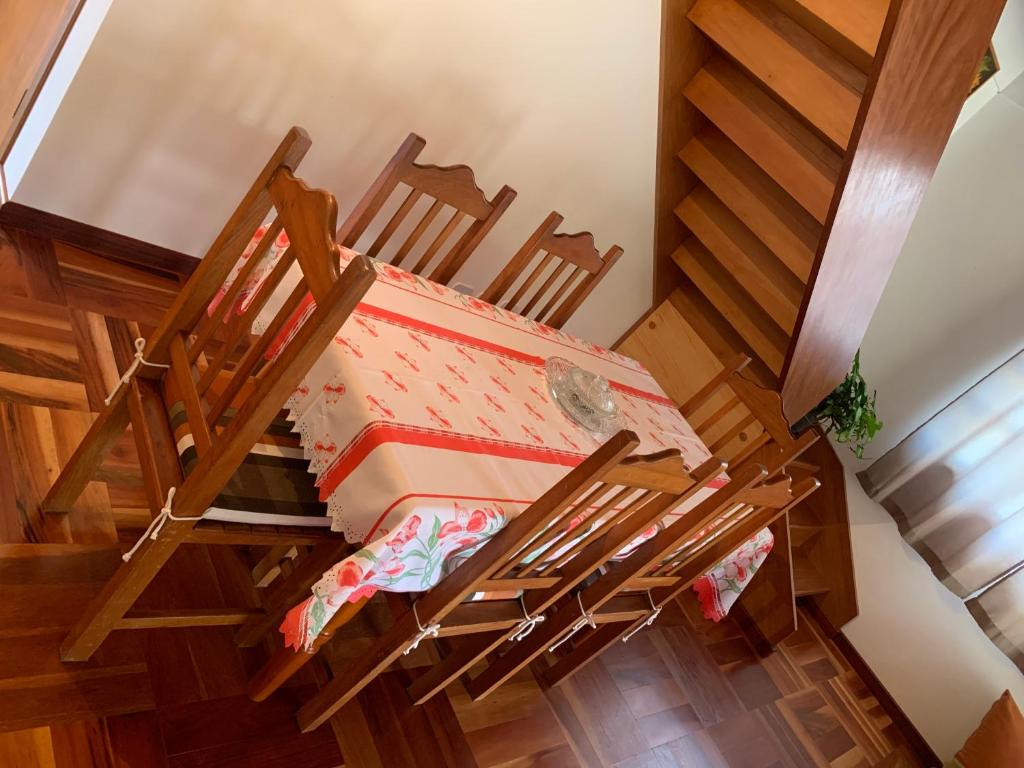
[463,601,581,701]
[247,596,369,702]
[406,629,509,705]
[42,387,131,514]
[235,541,350,648]
[296,608,422,732]
[60,517,192,661]
[540,621,630,688]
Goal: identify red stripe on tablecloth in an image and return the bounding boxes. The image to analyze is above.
[363,492,534,542]
[317,422,585,501]
[371,265,648,376]
[354,303,677,408]
[361,473,729,542]
[357,303,545,366]
[264,278,674,407]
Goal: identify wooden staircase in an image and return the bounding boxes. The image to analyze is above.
[626,0,1003,645]
[663,0,887,382]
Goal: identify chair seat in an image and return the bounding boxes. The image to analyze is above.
[169,401,331,528]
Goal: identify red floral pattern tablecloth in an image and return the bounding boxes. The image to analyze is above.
[213,230,771,650]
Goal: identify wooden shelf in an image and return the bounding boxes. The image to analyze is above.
[789,523,823,548]
[793,558,830,597]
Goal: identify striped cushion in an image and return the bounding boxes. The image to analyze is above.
[168,401,331,528]
[465,588,523,602]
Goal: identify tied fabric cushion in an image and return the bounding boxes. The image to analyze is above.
[956,690,1024,768]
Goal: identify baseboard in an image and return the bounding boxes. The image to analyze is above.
[0,202,199,281]
[808,607,941,767]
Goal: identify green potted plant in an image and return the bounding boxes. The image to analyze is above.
[794,351,882,459]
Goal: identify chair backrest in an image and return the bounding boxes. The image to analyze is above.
[151,127,376,520]
[480,211,624,329]
[336,132,516,285]
[679,353,817,474]
[406,430,725,630]
[566,461,820,623]
[529,466,821,690]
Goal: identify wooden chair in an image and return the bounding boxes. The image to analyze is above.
[680,353,817,477]
[480,211,624,329]
[677,356,821,648]
[263,430,726,732]
[337,132,516,284]
[41,127,377,662]
[537,472,821,689]
[476,455,821,697]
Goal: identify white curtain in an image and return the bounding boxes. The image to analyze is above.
[858,349,1024,673]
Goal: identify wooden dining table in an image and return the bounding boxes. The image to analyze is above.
[220,239,774,652]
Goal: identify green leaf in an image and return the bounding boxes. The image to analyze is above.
[310,598,325,626]
[818,349,882,458]
[427,516,441,550]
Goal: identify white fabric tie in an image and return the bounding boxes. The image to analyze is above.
[403,602,441,655]
[548,592,595,653]
[621,591,663,643]
[121,487,205,562]
[509,595,546,642]
[104,337,170,405]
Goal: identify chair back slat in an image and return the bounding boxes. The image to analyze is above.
[659,504,754,575]
[203,277,309,426]
[544,249,622,329]
[142,127,377,521]
[680,353,750,418]
[518,484,639,577]
[506,252,555,309]
[536,488,655,577]
[481,211,623,329]
[169,333,213,457]
[521,261,570,317]
[511,451,725,618]
[337,132,516,284]
[389,198,441,265]
[140,127,313,368]
[410,210,466,275]
[680,354,820,473]
[195,244,299,399]
[190,216,284,358]
[492,481,611,579]
[413,431,639,623]
[536,265,586,322]
[655,476,819,589]
[367,189,422,258]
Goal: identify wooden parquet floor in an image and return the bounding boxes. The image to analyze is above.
[0,221,924,767]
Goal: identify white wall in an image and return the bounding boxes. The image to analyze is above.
[2,0,113,198]
[837,32,1024,758]
[11,0,661,346]
[857,86,1024,463]
[844,474,1024,760]
[954,0,1024,130]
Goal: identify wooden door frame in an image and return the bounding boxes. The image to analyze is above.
[0,1,86,165]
